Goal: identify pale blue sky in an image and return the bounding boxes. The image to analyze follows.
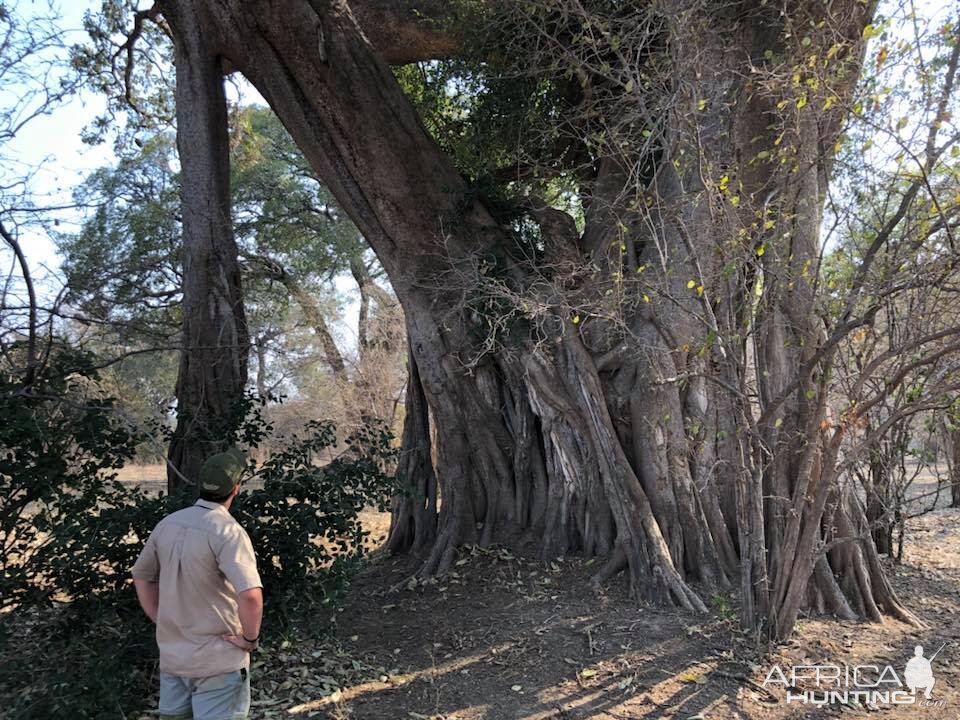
[4,0,110,288]
[2,0,370,349]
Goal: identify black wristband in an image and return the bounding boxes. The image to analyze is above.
[243,634,259,643]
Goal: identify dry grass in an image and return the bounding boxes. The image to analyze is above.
[115,463,392,553]
[115,463,167,496]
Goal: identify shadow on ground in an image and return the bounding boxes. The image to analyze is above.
[291,549,753,719]
[247,504,960,720]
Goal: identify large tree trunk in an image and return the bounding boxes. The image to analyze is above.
[163,0,918,640]
[164,1,248,494]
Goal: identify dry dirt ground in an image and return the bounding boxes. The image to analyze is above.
[126,468,960,719]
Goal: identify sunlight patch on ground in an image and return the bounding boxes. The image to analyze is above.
[284,646,499,715]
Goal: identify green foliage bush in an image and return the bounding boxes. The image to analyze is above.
[235,418,398,621]
[0,351,398,719]
[0,348,142,609]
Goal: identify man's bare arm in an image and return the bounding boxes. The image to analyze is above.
[133,578,159,624]
[223,587,263,651]
[237,587,263,640]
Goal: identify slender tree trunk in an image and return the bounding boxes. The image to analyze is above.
[164,0,248,494]
[948,426,960,508]
[243,252,348,380]
[286,281,347,380]
[254,335,269,399]
[0,223,38,386]
[350,254,399,357]
[864,446,894,556]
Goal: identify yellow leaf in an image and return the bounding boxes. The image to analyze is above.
[796,94,807,109]
[764,220,776,230]
[572,314,580,325]
[757,245,766,257]
[697,98,707,111]
[730,195,741,207]
[696,285,705,296]
[643,294,650,303]
[823,96,835,110]
[580,669,598,678]
[687,279,697,289]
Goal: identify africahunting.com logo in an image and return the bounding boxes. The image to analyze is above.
[762,643,946,708]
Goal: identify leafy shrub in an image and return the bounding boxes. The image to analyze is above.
[0,354,399,719]
[0,348,143,609]
[236,418,398,622]
[0,349,154,719]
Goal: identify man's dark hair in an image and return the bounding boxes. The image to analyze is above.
[199,489,233,503]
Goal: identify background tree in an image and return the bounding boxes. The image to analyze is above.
[0,0,82,385]
[59,104,406,477]
[822,15,960,558]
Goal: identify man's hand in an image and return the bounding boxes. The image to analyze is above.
[222,634,257,652]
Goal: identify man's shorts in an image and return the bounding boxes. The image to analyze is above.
[159,668,251,720]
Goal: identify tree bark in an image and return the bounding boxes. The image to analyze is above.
[387,345,437,554]
[947,426,960,508]
[163,0,248,494]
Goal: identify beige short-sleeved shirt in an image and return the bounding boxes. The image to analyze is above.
[131,499,262,678]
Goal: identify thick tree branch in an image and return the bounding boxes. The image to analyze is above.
[113,4,164,116]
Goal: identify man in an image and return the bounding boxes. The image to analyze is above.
[132,448,263,720]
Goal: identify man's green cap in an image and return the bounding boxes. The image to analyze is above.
[199,447,247,496]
